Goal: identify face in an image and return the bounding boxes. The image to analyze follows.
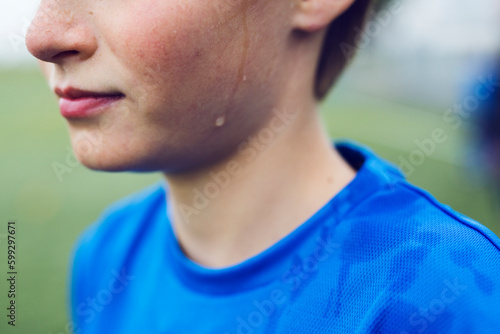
[26,0,294,172]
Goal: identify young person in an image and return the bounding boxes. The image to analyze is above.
[26,0,500,332]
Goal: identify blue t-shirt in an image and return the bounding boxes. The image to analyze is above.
[69,142,500,333]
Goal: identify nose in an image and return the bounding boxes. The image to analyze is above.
[25,0,97,64]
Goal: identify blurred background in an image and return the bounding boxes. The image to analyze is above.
[1,0,499,333]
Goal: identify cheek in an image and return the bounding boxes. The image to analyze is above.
[112,3,198,91]
[71,1,291,171]
[97,3,244,148]
[107,2,249,123]
[108,1,240,88]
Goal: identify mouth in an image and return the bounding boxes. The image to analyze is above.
[55,87,125,119]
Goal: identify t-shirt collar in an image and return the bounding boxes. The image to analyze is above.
[162,141,403,295]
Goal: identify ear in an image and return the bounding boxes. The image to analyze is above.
[293,0,356,32]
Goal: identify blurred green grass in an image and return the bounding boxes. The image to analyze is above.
[0,68,498,334]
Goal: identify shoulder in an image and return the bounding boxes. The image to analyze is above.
[341,179,500,332]
[340,174,500,256]
[74,181,166,252]
[329,142,500,331]
[68,181,166,295]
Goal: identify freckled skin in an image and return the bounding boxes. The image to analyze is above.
[27,0,293,172]
[27,0,361,269]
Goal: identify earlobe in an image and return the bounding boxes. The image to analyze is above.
[293,0,356,32]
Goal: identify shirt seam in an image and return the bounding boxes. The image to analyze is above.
[399,181,500,252]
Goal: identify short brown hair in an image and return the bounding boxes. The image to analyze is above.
[315,0,373,100]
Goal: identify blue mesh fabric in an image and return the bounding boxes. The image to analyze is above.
[69,142,500,333]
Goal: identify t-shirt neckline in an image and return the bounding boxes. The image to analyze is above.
[162,141,403,295]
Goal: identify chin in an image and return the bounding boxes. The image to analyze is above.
[77,156,133,172]
[69,135,238,174]
[70,144,137,172]
[73,145,171,173]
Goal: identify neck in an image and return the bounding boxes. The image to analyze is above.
[163,101,355,268]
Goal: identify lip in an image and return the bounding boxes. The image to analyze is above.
[55,87,124,119]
